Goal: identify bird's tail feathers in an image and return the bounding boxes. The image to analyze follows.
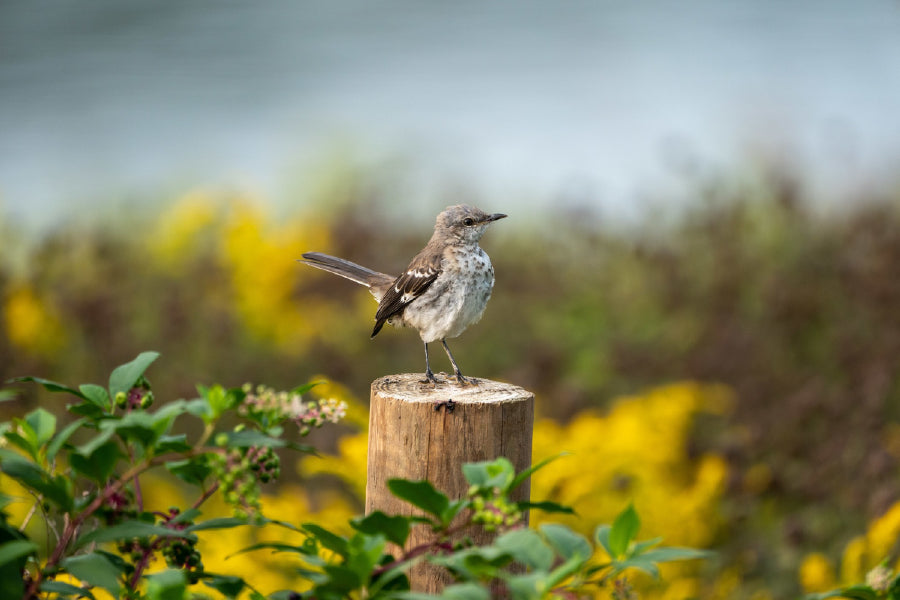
[298,252,383,287]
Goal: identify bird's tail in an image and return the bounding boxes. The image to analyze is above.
[298,252,390,288]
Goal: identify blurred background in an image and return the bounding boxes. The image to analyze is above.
[2,1,900,598]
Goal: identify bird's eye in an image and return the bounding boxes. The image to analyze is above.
[463,218,475,226]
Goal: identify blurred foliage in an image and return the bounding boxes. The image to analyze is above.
[2,162,900,597]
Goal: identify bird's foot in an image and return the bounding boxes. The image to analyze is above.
[434,398,456,413]
[454,372,477,386]
[420,370,440,386]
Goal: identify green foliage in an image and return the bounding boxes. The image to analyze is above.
[0,352,709,598]
[0,352,345,599]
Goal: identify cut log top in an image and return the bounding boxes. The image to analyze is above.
[371,373,531,405]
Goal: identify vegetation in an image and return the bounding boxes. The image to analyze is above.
[2,162,900,597]
[0,352,706,598]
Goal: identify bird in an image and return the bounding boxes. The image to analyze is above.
[298,204,506,385]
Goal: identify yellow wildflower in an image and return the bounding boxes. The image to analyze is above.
[3,284,66,358]
[799,552,836,592]
[150,190,218,268]
[840,535,868,584]
[866,501,900,563]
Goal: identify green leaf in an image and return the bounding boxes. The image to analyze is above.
[3,430,37,460]
[812,586,878,600]
[103,412,158,448]
[595,524,612,557]
[145,569,187,600]
[544,553,588,590]
[346,531,387,581]
[495,528,553,570]
[302,523,349,558]
[74,520,195,549]
[441,583,492,600]
[0,539,37,567]
[219,429,286,448]
[351,511,410,547]
[0,390,17,403]
[108,351,160,400]
[40,580,97,599]
[185,517,251,533]
[518,500,575,515]
[320,564,362,593]
[0,454,72,510]
[62,552,123,597]
[75,427,117,458]
[67,401,106,420]
[70,440,122,483]
[637,546,712,563]
[79,384,111,411]
[429,545,512,576]
[155,434,192,453]
[629,536,663,556]
[229,541,313,559]
[47,418,88,462]
[508,453,570,494]
[441,499,469,527]
[505,571,549,600]
[150,401,188,431]
[0,528,31,599]
[608,503,640,558]
[291,382,319,396]
[199,573,246,598]
[462,457,515,489]
[387,479,449,520]
[540,523,592,561]
[165,458,212,485]
[614,556,660,578]
[25,408,56,448]
[198,385,240,421]
[7,376,87,400]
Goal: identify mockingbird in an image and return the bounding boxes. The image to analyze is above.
[299,204,506,385]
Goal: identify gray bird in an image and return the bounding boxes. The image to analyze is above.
[299,204,506,385]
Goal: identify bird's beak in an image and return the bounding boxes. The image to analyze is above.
[485,213,507,222]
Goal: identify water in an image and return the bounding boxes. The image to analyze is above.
[1,0,899,229]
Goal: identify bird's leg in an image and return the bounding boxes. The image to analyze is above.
[421,342,439,385]
[441,339,475,385]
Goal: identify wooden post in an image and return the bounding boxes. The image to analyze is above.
[365,373,534,593]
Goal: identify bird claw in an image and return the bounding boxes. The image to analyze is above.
[420,371,440,386]
[455,374,477,386]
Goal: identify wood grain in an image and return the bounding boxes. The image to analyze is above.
[365,373,534,592]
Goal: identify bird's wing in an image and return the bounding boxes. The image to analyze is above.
[371,252,442,338]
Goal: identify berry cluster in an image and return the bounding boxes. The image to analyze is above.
[159,508,203,581]
[98,485,137,524]
[238,384,347,434]
[117,537,154,566]
[211,443,281,519]
[115,377,154,411]
[468,486,523,532]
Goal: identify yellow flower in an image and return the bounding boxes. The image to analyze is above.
[866,501,900,563]
[150,190,218,268]
[799,552,836,592]
[219,199,338,354]
[3,284,66,357]
[841,535,868,584]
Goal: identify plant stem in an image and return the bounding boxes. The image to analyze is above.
[23,446,224,599]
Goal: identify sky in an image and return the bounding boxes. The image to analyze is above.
[1,1,899,229]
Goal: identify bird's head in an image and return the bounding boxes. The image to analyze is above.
[435,204,507,243]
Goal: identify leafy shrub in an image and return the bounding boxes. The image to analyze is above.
[0,352,708,599]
